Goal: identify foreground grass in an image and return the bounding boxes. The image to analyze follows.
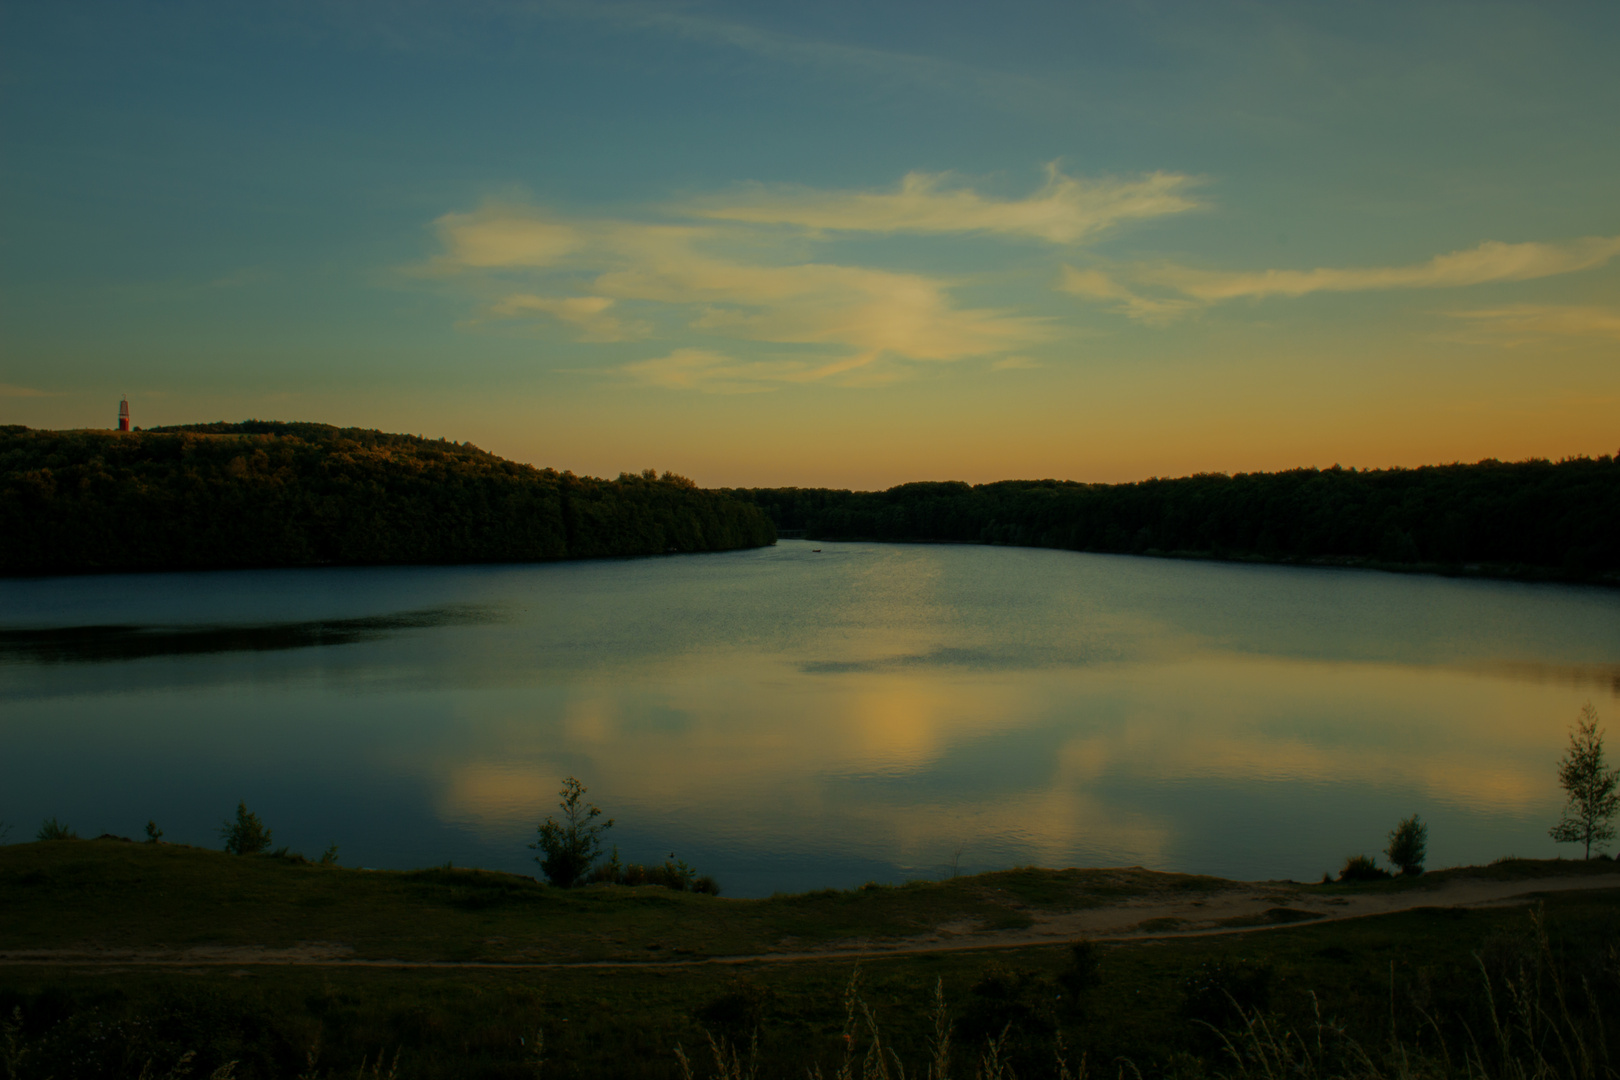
[0,841,1616,1078]
[0,839,1243,962]
[5,840,1614,964]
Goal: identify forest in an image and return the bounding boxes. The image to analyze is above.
[735,455,1620,579]
[0,422,776,574]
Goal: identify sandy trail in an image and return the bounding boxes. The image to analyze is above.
[3,873,1614,971]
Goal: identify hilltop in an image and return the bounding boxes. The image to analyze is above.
[0,422,776,575]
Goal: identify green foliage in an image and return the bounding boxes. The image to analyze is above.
[144,820,163,844]
[736,455,1620,576]
[0,423,775,574]
[1549,702,1620,859]
[530,777,612,888]
[34,818,76,842]
[319,844,340,866]
[220,801,272,855]
[1385,813,1427,875]
[586,852,721,895]
[1337,854,1392,882]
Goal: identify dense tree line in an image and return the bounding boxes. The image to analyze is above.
[0,422,775,574]
[734,456,1620,579]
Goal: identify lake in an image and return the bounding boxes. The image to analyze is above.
[2,541,1617,896]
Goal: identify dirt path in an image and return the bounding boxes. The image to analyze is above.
[4,873,1615,971]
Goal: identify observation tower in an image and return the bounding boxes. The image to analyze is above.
[117,396,130,432]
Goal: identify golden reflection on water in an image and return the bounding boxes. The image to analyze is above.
[5,547,1615,890]
[433,649,1599,875]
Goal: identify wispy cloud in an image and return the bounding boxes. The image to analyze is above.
[1056,266,1199,324]
[0,384,50,398]
[534,0,1053,107]
[620,348,816,393]
[1441,304,1620,346]
[487,294,650,342]
[433,204,580,269]
[1061,235,1620,321]
[990,356,1042,371]
[432,199,1052,382]
[691,165,1199,244]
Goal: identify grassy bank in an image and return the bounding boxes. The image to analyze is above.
[1,841,1616,1077]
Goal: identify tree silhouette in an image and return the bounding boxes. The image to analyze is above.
[1549,703,1619,859]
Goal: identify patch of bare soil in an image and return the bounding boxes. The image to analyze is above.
[830,872,1620,960]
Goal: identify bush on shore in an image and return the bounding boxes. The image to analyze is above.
[586,849,720,895]
[1336,854,1392,883]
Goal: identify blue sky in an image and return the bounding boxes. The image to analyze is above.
[3,1,1617,486]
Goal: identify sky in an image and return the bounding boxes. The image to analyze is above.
[2,0,1617,488]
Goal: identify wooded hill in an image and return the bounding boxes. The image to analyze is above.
[0,422,776,575]
[735,456,1620,580]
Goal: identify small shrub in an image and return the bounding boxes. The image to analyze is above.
[319,843,339,865]
[36,817,77,842]
[648,859,698,891]
[586,852,719,894]
[144,820,162,843]
[530,777,612,888]
[220,801,272,854]
[584,846,624,885]
[1337,854,1392,882]
[1385,813,1427,875]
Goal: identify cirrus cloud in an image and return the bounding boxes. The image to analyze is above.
[1060,234,1620,322]
[1441,304,1620,346]
[620,348,817,393]
[487,293,651,342]
[689,165,1199,244]
[432,198,1053,383]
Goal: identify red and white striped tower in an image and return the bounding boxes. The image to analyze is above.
[118,396,130,432]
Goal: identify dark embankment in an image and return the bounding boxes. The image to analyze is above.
[0,422,776,574]
[0,840,1616,1078]
[736,455,1620,582]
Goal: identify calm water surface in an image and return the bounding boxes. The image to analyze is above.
[2,541,1617,896]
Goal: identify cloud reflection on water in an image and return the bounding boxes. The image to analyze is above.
[0,606,499,665]
[3,545,1616,893]
[426,650,1596,885]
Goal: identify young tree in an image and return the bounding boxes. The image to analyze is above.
[221,801,272,855]
[1384,814,1427,875]
[36,817,76,841]
[1548,703,1619,859]
[531,777,613,888]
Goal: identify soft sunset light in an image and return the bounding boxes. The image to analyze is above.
[3,3,1615,487]
[3,10,1618,1073]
